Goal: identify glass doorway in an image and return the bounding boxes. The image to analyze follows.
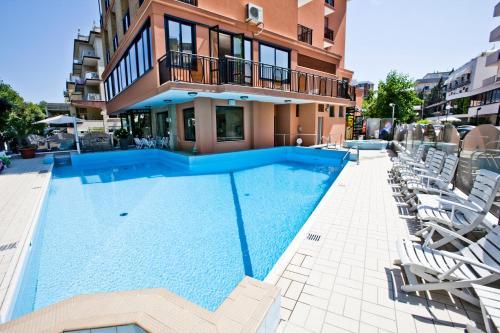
[156,111,170,138]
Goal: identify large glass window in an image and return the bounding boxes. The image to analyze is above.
[216,106,244,142]
[183,108,196,141]
[156,112,170,138]
[104,20,151,100]
[167,19,194,54]
[259,43,289,81]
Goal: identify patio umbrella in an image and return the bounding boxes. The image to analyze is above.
[35,115,84,153]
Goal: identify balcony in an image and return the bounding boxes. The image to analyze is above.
[86,93,102,101]
[176,0,198,6]
[85,72,100,80]
[158,51,356,101]
[324,0,334,15]
[297,25,313,45]
[486,50,500,67]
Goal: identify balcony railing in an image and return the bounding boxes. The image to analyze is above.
[177,0,198,5]
[325,0,334,6]
[324,27,334,40]
[85,72,100,80]
[82,50,97,58]
[298,24,313,45]
[158,51,355,100]
[86,93,102,101]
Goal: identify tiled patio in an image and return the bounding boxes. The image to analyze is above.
[0,157,52,320]
[273,150,484,333]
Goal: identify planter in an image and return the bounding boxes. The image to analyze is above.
[19,147,36,159]
[119,138,129,150]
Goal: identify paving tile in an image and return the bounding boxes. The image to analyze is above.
[286,281,305,301]
[360,311,397,332]
[277,277,293,296]
[282,297,297,311]
[324,312,359,333]
[304,307,326,333]
[298,293,329,310]
[289,302,311,327]
[343,297,361,321]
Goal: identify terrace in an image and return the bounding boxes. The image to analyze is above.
[157,51,356,101]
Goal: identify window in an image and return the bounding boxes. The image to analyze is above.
[167,18,194,54]
[139,0,144,6]
[113,34,119,51]
[183,108,196,141]
[166,18,195,67]
[123,10,130,34]
[259,43,289,81]
[329,105,335,117]
[216,107,244,142]
[296,105,300,117]
[104,20,152,100]
[338,106,344,118]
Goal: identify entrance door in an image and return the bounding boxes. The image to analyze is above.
[317,117,324,145]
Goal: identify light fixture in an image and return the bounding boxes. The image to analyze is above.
[284,99,292,103]
[188,92,198,97]
[164,99,172,103]
[240,96,249,100]
[228,99,236,106]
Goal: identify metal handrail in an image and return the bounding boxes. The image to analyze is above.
[158,51,356,100]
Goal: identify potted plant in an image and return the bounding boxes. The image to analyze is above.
[114,128,130,150]
[19,144,37,159]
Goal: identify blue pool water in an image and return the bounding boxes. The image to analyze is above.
[12,148,346,318]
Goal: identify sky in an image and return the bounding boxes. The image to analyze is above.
[0,0,497,103]
[346,0,498,85]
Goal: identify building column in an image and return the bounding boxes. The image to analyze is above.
[252,102,275,149]
[193,97,213,154]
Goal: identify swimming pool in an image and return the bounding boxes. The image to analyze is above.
[10,147,347,318]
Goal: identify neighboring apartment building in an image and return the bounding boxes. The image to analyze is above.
[99,0,358,153]
[355,81,374,99]
[415,71,450,99]
[64,26,120,134]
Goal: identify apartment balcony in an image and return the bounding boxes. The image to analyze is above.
[486,50,500,67]
[490,25,500,42]
[158,51,356,101]
[324,27,334,48]
[297,25,313,45]
[324,0,334,15]
[297,0,313,7]
[81,50,99,66]
[84,72,101,86]
[86,93,103,101]
[176,0,198,6]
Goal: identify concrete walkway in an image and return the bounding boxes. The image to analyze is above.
[274,150,484,333]
[0,157,51,319]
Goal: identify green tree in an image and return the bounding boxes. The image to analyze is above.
[364,71,422,123]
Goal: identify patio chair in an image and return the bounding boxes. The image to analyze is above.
[134,138,144,149]
[392,144,425,165]
[398,149,446,183]
[400,154,459,209]
[392,146,434,176]
[415,169,500,249]
[141,138,155,149]
[470,284,500,333]
[395,225,500,307]
[161,137,170,149]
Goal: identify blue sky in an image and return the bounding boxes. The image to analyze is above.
[0,0,497,102]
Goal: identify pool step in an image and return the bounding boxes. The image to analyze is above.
[54,153,72,166]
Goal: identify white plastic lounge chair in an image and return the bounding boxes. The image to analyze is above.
[416,169,500,249]
[393,147,437,177]
[161,137,170,149]
[396,225,500,307]
[398,150,446,183]
[134,138,143,149]
[401,154,459,210]
[392,144,425,165]
[470,284,500,333]
[141,138,155,148]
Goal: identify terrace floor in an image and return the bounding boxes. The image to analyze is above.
[0,157,52,319]
[272,149,484,333]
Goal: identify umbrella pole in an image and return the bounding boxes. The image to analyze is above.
[74,119,81,154]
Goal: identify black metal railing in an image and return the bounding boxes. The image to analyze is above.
[176,0,198,5]
[324,27,334,40]
[158,51,356,100]
[325,0,334,7]
[298,24,313,45]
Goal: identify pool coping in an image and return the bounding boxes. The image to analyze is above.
[0,163,53,323]
[0,147,348,331]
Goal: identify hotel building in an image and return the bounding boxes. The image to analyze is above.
[64,26,120,134]
[99,0,358,153]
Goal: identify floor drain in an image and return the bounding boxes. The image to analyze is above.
[307,233,321,242]
[119,212,128,217]
[0,242,17,252]
[244,193,250,196]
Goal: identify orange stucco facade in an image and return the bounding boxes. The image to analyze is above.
[100,0,359,154]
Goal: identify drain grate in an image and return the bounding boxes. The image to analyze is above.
[307,233,321,242]
[0,242,17,252]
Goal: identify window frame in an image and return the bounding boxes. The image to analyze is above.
[183,107,196,142]
[258,42,291,82]
[216,106,245,142]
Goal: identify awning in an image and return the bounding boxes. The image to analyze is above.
[35,115,83,153]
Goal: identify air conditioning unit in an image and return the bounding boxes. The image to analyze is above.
[246,3,263,24]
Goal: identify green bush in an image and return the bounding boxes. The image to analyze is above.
[0,156,11,167]
[114,128,130,139]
